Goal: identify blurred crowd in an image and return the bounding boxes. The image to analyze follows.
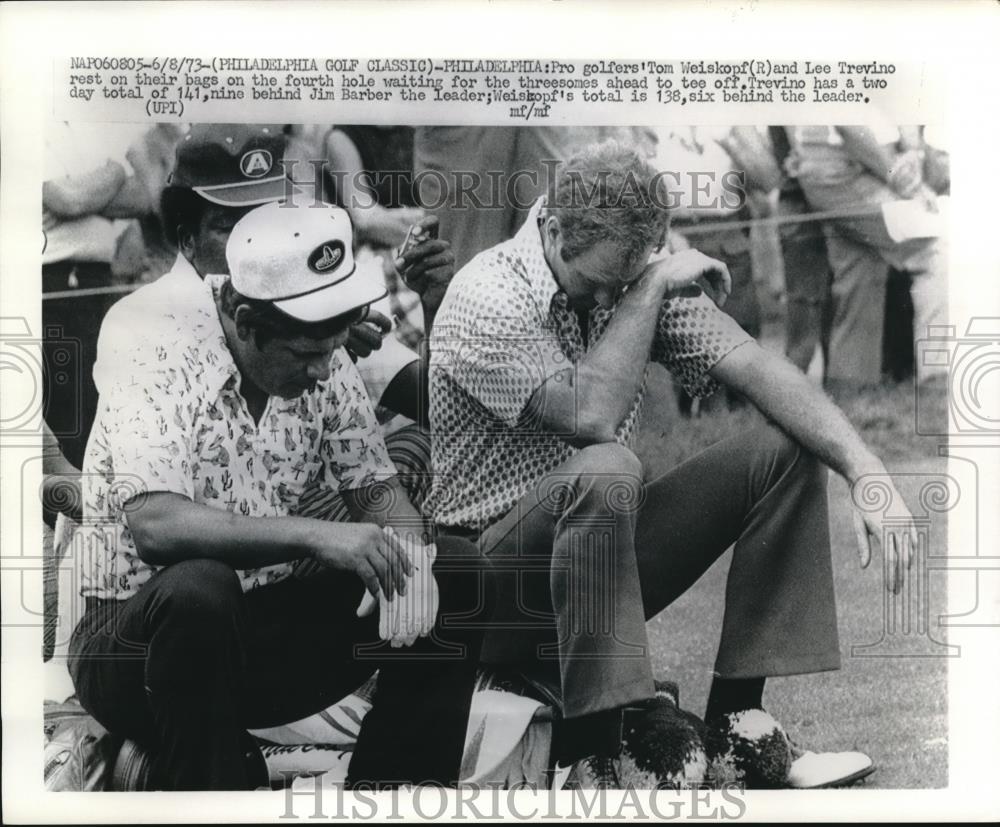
[42,121,950,466]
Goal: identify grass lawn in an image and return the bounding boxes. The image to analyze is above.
[634,362,950,789]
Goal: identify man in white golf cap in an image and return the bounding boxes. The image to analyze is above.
[91,123,454,528]
[70,201,492,791]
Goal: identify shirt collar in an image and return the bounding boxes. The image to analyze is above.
[168,252,199,282]
[173,273,241,394]
[166,253,228,292]
[512,198,564,314]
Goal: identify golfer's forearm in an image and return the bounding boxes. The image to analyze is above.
[127,492,327,567]
[535,280,665,444]
[714,344,885,484]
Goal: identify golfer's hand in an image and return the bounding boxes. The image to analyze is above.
[644,249,732,308]
[356,530,439,647]
[346,310,392,361]
[311,522,414,600]
[851,483,918,594]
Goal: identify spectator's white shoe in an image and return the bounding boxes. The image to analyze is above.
[787,745,875,789]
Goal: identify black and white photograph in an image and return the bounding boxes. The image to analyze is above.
[2,1,998,823]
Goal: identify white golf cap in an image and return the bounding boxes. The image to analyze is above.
[225,201,387,323]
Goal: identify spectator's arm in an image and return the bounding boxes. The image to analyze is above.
[379,359,427,427]
[839,126,930,199]
[392,215,453,332]
[325,129,423,249]
[898,126,924,152]
[836,126,896,182]
[924,146,950,194]
[102,175,155,218]
[42,160,125,217]
[326,128,376,210]
[719,127,783,193]
[124,130,177,219]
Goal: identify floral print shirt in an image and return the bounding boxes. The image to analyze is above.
[80,275,396,599]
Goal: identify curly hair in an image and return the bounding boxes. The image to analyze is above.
[547,140,671,270]
[217,278,363,349]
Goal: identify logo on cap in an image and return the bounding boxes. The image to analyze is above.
[308,240,346,274]
[240,149,273,179]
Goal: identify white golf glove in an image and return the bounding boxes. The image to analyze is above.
[357,527,439,648]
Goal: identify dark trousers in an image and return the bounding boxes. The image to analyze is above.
[68,537,492,790]
[464,423,840,722]
[780,194,833,374]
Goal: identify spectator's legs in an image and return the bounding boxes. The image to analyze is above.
[883,269,915,382]
[780,200,832,373]
[903,238,949,383]
[821,226,889,387]
[799,167,948,385]
[412,127,520,271]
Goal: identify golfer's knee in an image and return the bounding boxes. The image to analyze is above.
[756,423,825,486]
[565,444,645,518]
[148,559,245,635]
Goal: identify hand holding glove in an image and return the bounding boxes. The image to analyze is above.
[356,527,439,647]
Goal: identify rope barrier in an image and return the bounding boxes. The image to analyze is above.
[40,201,922,300]
[673,204,889,237]
[42,283,146,301]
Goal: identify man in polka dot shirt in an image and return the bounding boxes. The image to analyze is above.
[427,140,917,787]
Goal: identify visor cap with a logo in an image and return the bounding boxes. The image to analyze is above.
[169,124,292,206]
[225,202,387,323]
